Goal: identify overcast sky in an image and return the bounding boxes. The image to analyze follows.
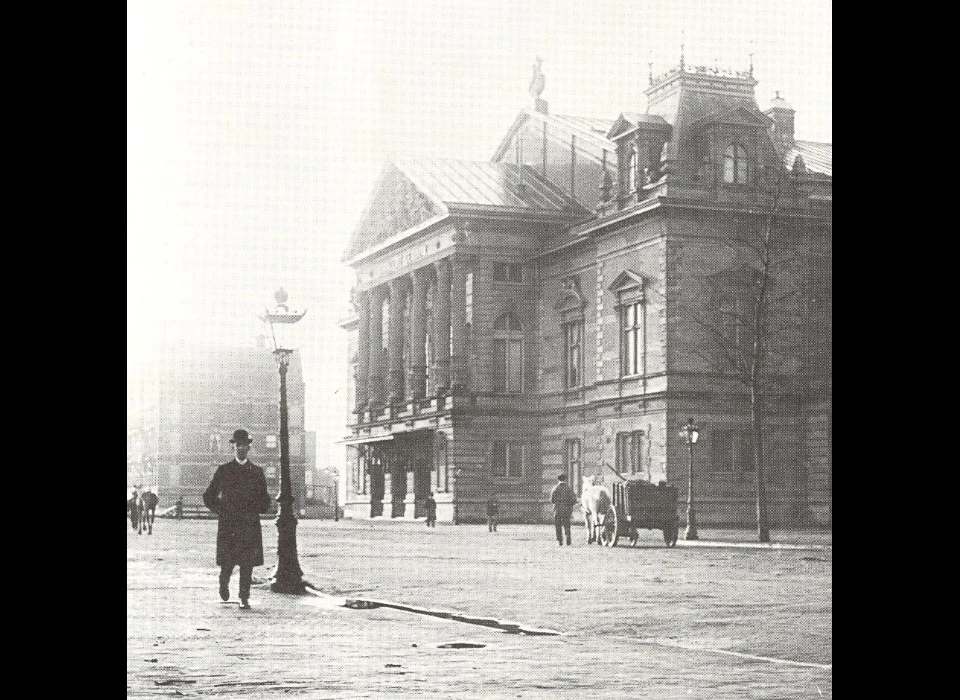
[127,0,831,467]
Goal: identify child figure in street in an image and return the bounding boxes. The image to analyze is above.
[486,495,500,532]
[425,493,437,527]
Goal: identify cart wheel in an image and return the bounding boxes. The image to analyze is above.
[600,505,619,547]
[663,524,678,547]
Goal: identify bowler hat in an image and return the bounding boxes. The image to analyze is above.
[229,429,253,445]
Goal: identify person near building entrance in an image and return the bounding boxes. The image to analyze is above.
[425,493,437,527]
[175,496,184,519]
[486,495,500,532]
[550,474,577,546]
[202,429,271,609]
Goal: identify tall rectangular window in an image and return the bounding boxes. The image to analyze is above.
[493,338,523,392]
[563,320,583,389]
[465,272,473,325]
[620,301,643,376]
[615,431,644,474]
[492,441,524,478]
[565,438,582,489]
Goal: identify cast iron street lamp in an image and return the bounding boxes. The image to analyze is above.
[679,417,700,541]
[261,288,308,594]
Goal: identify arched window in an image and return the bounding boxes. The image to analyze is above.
[723,144,749,184]
[493,313,523,393]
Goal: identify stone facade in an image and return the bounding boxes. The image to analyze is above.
[340,64,831,527]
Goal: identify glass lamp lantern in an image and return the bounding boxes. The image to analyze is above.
[261,288,307,356]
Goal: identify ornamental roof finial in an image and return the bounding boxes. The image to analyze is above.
[529,56,545,99]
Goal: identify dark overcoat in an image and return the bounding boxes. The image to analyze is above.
[203,460,271,567]
[550,482,577,518]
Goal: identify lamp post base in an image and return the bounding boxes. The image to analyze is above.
[271,506,309,595]
[270,576,309,595]
[684,509,699,541]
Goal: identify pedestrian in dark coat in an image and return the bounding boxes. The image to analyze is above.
[486,495,500,532]
[128,489,141,532]
[550,474,577,546]
[203,429,271,608]
[425,493,437,527]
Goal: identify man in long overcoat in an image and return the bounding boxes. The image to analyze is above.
[550,473,577,546]
[203,429,271,608]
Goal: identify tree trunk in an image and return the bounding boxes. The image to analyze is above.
[751,386,770,542]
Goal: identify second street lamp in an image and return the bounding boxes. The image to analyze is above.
[679,417,700,541]
[261,288,309,594]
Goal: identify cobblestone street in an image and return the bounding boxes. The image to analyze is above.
[127,519,831,698]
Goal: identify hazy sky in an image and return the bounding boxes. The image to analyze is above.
[127,0,831,466]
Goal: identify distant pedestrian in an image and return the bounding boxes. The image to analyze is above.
[203,429,271,609]
[550,474,577,546]
[139,489,159,535]
[128,489,141,533]
[175,497,184,519]
[486,495,500,532]
[425,493,437,527]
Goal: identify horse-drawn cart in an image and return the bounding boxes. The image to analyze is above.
[597,476,680,547]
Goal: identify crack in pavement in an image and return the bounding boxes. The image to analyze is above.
[304,587,560,636]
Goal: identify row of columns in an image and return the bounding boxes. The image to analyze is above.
[354,256,468,411]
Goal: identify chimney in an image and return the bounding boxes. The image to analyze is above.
[765,91,795,150]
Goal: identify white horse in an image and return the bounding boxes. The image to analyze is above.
[581,475,612,545]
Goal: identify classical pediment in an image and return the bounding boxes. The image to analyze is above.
[343,163,447,261]
[690,105,773,131]
[607,269,646,294]
[606,112,671,140]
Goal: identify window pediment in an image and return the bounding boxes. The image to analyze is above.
[607,270,646,295]
[690,105,773,132]
[555,275,587,315]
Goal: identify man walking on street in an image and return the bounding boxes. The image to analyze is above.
[486,495,500,532]
[550,474,577,546]
[203,429,271,609]
[128,489,141,533]
[425,492,437,527]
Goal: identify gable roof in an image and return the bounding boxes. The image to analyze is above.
[491,109,615,162]
[394,157,574,212]
[784,140,832,177]
[343,157,582,262]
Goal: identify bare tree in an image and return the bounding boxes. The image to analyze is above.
[681,168,812,542]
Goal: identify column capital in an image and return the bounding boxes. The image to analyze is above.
[434,257,452,277]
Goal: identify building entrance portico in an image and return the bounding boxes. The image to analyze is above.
[351,431,438,520]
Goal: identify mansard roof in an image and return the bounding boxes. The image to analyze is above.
[343,157,580,261]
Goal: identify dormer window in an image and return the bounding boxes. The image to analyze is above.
[723,144,749,184]
[627,147,638,193]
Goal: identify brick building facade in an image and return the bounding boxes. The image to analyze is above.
[340,62,831,527]
[127,342,308,513]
